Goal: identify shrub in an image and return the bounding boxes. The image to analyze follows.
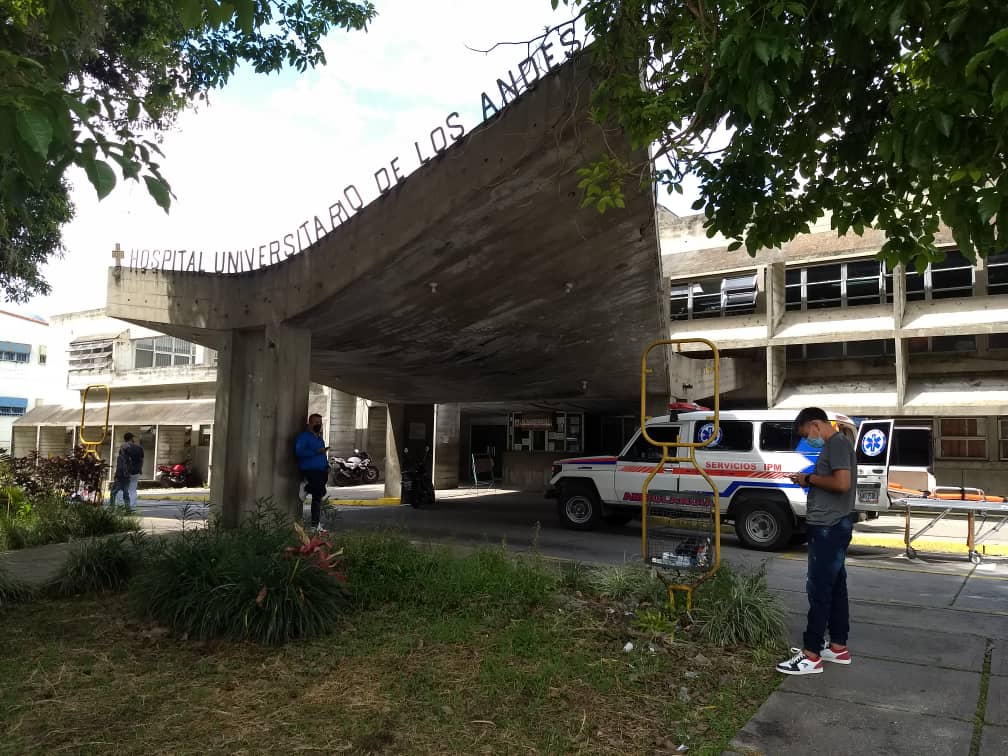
[341,532,556,617]
[589,562,665,604]
[0,497,138,550]
[693,563,786,649]
[132,516,349,645]
[5,448,106,502]
[558,560,593,594]
[46,535,140,597]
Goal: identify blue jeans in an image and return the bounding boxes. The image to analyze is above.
[803,514,854,654]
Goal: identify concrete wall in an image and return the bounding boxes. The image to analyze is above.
[366,405,387,476]
[433,404,461,489]
[327,389,358,457]
[501,451,572,491]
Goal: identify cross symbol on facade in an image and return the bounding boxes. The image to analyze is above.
[111,243,124,268]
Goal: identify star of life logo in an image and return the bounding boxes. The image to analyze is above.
[698,423,723,447]
[861,429,887,457]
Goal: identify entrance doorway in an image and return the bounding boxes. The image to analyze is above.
[469,424,506,480]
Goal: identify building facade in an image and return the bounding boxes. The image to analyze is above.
[658,207,1008,493]
[0,309,66,452]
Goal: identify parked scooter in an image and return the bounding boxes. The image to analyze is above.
[329,449,381,486]
[400,446,435,508]
[155,461,196,487]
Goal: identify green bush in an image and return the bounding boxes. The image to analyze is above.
[341,533,556,617]
[0,497,138,551]
[46,535,140,597]
[132,518,349,645]
[588,562,665,604]
[693,563,786,649]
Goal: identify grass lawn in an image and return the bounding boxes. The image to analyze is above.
[0,540,780,755]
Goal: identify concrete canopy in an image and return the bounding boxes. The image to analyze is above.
[106,53,670,407]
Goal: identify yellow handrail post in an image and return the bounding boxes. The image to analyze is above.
[79,384,111,458]
[640,338,721,613]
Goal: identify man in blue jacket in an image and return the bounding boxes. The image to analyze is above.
[295,413,330,531]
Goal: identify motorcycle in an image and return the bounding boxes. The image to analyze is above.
[155,461,195,487]
[329,449,381,486]
[400,446,434,508]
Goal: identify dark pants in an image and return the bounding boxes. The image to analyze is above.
[302,469,328,526]
[110,478,131,509]
[803,514,854,654]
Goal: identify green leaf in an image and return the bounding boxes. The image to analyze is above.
[144,175,172,212]
[966,49,994,78]
[727,240,743,251]
[979,193,1001,224]
[179,0,203,28]
[15,108,53,157]
[988,27,1008,50]
[888,3,905,36]
[234,0,255,34]
[126,99,140,120]
[84,158,116,200]
[754,39,771,65]
[993,70,1008,100]
[755,81,774,115]
[935,112,953,137]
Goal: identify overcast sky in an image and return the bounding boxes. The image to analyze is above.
[19,0,689,320]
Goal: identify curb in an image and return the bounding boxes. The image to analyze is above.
[331,498,400,507]
[849,534,1008,557]
[138,494,208,502]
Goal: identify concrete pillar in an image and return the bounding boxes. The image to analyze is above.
[433,403,461,489]
[893,262,907,329]
[766,345,786,409]
[211,324,311,528]
[766,262,786,337]
[384,403,404,498]
[895,337,908,411]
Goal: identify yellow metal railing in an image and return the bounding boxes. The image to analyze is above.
[640,338,721,611]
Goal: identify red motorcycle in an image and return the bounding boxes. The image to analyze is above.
[155,462,196,487]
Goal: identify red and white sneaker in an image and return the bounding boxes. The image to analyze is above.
[819,645,852,665]
[776,649,823,675]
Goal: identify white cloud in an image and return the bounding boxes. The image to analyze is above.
[24,1,691,318]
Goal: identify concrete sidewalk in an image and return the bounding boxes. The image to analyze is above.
[728,550,1008,755]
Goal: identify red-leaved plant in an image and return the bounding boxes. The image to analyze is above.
[255,523,347,608]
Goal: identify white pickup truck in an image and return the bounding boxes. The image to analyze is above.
[545,410,927,551]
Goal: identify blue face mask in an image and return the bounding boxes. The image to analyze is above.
[807,434,825,449]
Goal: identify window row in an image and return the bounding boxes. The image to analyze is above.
[670,273,758,321]
[675,251,1007,321]
[622,418,1008,462]
[938,417,1008,462]
[0,341,31,363]
[133,336,196,369]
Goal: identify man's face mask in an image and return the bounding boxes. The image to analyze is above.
[312,423,322,433]
[806,424,825,449]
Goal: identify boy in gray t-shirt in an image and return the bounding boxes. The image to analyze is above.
[806,432,857,526]
[776,407,858,677]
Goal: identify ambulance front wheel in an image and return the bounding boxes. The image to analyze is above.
[734,500,793,551]
[558,483,602,530]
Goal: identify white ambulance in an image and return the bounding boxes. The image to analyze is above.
[545,409,916,551]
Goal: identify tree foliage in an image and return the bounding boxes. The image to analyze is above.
[559,0,1008,270]
[0,0,376,301]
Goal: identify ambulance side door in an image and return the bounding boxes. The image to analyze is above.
[614,425,681,508]
[855,419,894,510]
